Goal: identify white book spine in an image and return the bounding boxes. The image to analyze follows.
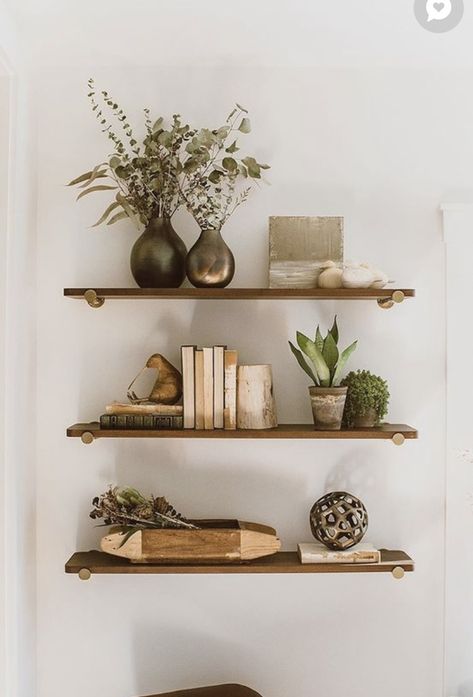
[202,347,214,430]
[194,350,204,430]
[213,346,225,429]
[181,346,196,429]
[224,350,238,430]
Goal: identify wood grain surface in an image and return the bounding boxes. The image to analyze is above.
[67,422,418,440]
[64,287,415,300]
[65,550,414,575]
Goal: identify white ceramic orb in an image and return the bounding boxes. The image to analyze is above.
[341,266,375,289]
[318,265,343,288]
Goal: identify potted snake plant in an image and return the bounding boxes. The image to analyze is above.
[289,317,357,430]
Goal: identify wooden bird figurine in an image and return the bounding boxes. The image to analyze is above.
[127,353,183,405]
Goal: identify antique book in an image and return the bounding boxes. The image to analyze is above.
[181,345,196,429]
[194,349,205,430]
[213,345,226,429]
[100,414,183,430]
[202,347,214,430]
[297,542,380,564]
[269,216,344,288]
[224,349,238,430]
[101,520,281,563]
[105,402,183,416]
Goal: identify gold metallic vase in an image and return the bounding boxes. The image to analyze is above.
[186,228,235,288]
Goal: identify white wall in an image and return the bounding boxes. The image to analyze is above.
[33,63,450,697]
[443,204,473,697]
[0,3,37,697]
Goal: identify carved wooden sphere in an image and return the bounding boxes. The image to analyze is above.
[310,491,368,550]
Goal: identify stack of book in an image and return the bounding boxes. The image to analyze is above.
[100,402,184,430]
[181,345,238,430]
[297,542,380,564]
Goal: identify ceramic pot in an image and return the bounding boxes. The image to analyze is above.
[186,228,235,288]
[309,386,348,431]
[352,408,378,428]
[130,217,187,288]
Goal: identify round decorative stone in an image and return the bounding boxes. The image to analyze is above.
[310,491,368,550]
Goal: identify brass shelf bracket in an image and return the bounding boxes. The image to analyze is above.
[377,290,405,310]
[392,433,405,446]
[78,568,91,581]
[84,289,105,309]
[81,431,94,445]
[392,566,405,580]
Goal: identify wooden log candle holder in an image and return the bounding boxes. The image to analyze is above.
[236,364,278,430]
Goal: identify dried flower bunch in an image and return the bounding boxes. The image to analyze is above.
[68,80,269,231]
[90,486,198,530]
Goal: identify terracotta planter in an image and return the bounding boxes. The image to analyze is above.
[309,386,348,431]
[352,408,378,428]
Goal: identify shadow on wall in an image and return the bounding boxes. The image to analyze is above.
[130,622,268,697]
[74,436,305,552]
[458,681,473,697]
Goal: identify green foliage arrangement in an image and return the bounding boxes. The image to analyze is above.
[68,80,269,231]
[289,316,358,387]
[341,370,390,427]
[90,486,199,530]
[178,103,269,231]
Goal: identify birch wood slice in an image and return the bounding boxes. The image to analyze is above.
[101,520,281,564]
[237,365,278,430]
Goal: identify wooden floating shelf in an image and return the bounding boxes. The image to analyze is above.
[67,422,418,444]
[66,550,414,578]
[64,287,415,309]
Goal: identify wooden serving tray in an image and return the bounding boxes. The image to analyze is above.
[101,520,281,564]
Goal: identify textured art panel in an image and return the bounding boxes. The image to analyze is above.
[269,216,344,288]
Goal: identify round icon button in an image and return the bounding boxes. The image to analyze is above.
[414,0,464,32]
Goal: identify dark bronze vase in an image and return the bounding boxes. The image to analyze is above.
[130,217,187,288]
[186,228,235,288]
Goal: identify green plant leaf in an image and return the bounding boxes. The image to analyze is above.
[236,103,248,113]
[67,170,97,186]
[222,157,238,172]
[77,163,108,188]
[322,331,339,373]
[92,200,121,227]
[152,117,164,131]
[238,117,251,134]
[315,326,324,352]
[296,331,330,386]
[225,140,239,154]
[259,163,270,170]
[208,170,222,184]
[289,341,318,385]
[107,210,129,225]
[242,156,260,178]
[76,184,117,201]
[329,316,339,344]
[116,193,139,228]
[332,340,358,386]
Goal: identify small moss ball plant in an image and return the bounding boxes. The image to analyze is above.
[341,370,390,427]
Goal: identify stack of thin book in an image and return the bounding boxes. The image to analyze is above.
[297,543,381,564]
[181,345,238,430]
[100,402,184,430]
